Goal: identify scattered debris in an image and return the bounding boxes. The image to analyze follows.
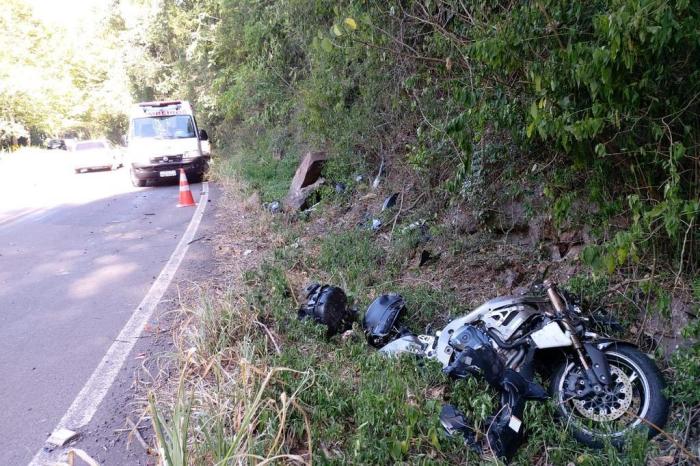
[268,200,282,213]
[354,174,364,183]
[439,404,478,449]
[402,219,431,243]
[403,219,425,231]
[334,182,346,193]
[378,334,425,356]
[439,325,547,459]
[302,201,321,213]
[370,218,382,231]
[187,235,206,245]
[341,329,356,342]
[243,249,253,256]
[317,280,669,461]
[285,151,328,211]
[381,192,399,211]
[65,448,100,466]
[297,284,357,336]
[372,156,385,189]
[46,428,78,447]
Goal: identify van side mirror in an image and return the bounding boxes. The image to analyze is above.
[198,129,209,141]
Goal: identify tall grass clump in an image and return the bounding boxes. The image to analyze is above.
[147,285,316,465]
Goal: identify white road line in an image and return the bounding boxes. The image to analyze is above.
[28,182,210,466]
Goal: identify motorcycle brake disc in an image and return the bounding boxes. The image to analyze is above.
[571,365,633,422]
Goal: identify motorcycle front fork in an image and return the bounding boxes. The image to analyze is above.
[544,281,608,394]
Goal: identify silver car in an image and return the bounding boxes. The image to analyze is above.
[72,140,123,173]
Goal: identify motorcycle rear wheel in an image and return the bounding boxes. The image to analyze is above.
[549,344,669,448]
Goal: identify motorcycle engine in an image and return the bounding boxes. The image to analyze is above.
[446,324,515,366]
[495,347,519,364]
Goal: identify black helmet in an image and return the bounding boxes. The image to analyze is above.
[298,284,356,336]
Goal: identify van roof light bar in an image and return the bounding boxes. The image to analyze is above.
[138,100,182,107]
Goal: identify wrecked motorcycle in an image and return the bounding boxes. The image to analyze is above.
[364,280,669,459]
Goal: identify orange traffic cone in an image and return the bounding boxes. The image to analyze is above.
[177,168,196,207]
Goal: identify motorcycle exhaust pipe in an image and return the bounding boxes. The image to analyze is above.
[506,347,526,369]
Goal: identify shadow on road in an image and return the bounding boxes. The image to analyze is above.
[0,180,204,466]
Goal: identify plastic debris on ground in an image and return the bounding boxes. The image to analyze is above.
[381,192,399,210]
[267,200,282,213]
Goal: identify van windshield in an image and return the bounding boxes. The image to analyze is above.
[132,115,196,139]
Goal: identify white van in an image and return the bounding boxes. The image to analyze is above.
[126,100,210,187]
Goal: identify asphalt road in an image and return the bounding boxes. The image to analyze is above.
[0,148,205,465]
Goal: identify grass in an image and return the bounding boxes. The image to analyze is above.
[235,247,662,465]
[211,129,299,203]
[148,231,667,465]
[146,137,696,465]
[148,284,316,465]
[149,376,191,466]
[317,229,384,290]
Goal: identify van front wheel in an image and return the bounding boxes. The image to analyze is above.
[130,169,147,187]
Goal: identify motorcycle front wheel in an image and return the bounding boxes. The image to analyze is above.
[549,344,669,448]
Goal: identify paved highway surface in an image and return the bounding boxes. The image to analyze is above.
[0,148,206,465]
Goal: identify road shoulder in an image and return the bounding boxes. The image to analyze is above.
[62,183,222,465]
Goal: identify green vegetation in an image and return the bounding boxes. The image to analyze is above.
[134,0,699,462]
[5,0,700,269]
[150,222,662,464]
[215,128,301,202]
[131,0,699,275]
[668,281,700,408]
[0,0,132,147]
